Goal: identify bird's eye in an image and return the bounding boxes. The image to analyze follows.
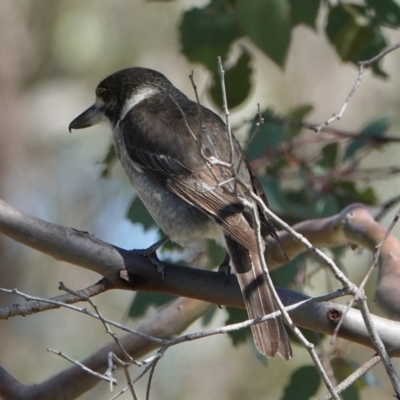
[96,87,107,99]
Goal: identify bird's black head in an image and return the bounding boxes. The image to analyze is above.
[69,67,178,131]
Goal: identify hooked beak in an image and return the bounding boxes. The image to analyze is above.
[69,103,103,132]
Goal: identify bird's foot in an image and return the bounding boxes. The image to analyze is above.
[135,236,169,279]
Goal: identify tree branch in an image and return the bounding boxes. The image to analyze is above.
[2,198,400,397]
[0,297,211,400]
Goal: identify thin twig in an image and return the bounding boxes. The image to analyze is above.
[0,287,163,344]
[242,182,355,290]
[111,353,139,400]
[244,184,400,394]
[217,56,234,166]
[0,280,110,318]
[47,347,117,385]
[146,355,161,400]
[211,61,342,397]
[59,282,140,366]
[168,93,197,142]
[357,298,400,396]
[327,209,400,395]
[332,207,400,342]
[250,201,340,399]
[162,289,349,347]
[312,41,400,132]
[319,354,381,400]
[376,195,400,221]
[238,103,264,172]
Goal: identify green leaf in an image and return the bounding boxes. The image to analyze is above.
[336,181,377,205]
[100,143,116,178]
[201,306,217,326]
[179,0,241,70]
[367,0,400,28]
[314,194,341,216]
[331,358,361,400]
[326,5,387,76]
[129,292,176,317]
[236,0,292,68]
[207,239,226,267]
[258,176,288,215]
[288,0,320,28]
[270,256,303,289]
[126,196,155,231]
[210,49,252,109]
[247,110,287,160]
[288,104,313,137]
[282,366,321,400]
[286,188,341,220]
[317,143,338,168]
[259,176,339,221]
[225,307,249,346]
[343,116,391,160]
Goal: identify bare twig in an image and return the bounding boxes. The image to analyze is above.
[146,355,161,400]
[244,183,355,290]
[237,178,400,394]
[312,42,400,132]
[250,199,340,399]
[109,354,139,400]
[59,283,140,366]
[332,207,400,341]
[211,62,340,395]
[0,287,163,344]
[47,347,117,386]
[357,299,400,396]
[238,103,264,173]
[168,93,197,142]
[217,56,234,166]
[328,209,400,398]
[319,355,381,400]
[0,279,110,318]
[376,194,400,221]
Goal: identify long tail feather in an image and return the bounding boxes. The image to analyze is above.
[226,237,292,360]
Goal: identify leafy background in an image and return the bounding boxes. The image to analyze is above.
[1,0,400,399]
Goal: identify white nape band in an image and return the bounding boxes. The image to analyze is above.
[120,87,158,121]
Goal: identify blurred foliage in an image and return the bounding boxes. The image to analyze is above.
[330,357,381,399]
[98,1,400,398]
[127,196,155,231]
[235,0,292,67]
[326,4,387,77]
[343,116,391,159]
[281,365,321,399]
[129,292,177,317]
[246,109,387,224]
[100,144,116,177]
[331,358,362,400]
[225,307,249,346]
[180,0,241,70]
[177,0,396,109]
[209,47,252,110]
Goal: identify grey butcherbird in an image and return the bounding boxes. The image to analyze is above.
[69,67,292,359]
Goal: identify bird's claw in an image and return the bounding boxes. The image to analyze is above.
[134,236,169,279]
